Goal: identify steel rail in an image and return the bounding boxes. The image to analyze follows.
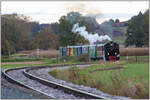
[2,63,116,99]
[23,65,108,99]
[2,64,94,99]
[2,67,56,99]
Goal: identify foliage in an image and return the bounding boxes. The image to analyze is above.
[75,55,89,62]
[58,12,99,46]
[51,22,58,34]
[2,14,36,55]
[115,19,120,23]
[125,10,149,47]
[1,14,59,56]
[141,10,149,46]
[33,26,59,49]
[109,19,115,24]
[58,55,89,63]
[49,68,59,77]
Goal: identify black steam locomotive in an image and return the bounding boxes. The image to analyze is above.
[104,41,120,61]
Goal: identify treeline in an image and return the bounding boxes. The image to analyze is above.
[125,10,149,47]
[2,12,99,56]
[2,14,58,55]
[2,10,149,56]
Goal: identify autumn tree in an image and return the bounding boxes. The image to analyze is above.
[33,26,58,49]
[2,14,25,55]
[1,14,40,55]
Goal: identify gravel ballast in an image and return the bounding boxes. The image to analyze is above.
[29,64,130,99]
[7,69,83,99]
[1,85,41,99]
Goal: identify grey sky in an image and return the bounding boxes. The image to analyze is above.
[2,1,149,24]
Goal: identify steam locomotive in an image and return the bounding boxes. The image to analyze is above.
[59,41,120,61]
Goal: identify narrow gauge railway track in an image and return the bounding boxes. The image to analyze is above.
[2,64,108,99]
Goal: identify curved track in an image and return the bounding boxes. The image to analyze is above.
[2,64,109,99]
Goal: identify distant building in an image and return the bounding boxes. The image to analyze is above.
[112,21,128,27]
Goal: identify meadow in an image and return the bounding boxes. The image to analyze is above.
[49,61,149,99]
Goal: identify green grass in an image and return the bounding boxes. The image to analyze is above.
[112,26,127,43]
[49,61,149,98]
[1,58,101,69]
[112,36,126,43]
[1,55,88,62]
[1,57,56,62]
[1,55,102,69]
[1,58,39,62]
[120,56,149,62]
[1,63,49,69]
[89,62,149,84]
[112,26,128,33]
[121,56,149,59]
[1,61,102,69]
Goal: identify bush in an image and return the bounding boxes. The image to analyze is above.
[75,55,89,62]
[58,55,89,63]
[60,56,74,61]
[48,68,59,77]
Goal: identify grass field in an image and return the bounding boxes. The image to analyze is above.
[112,36,126,43]
[49,61,149,99]
[1,56,103,69]
[1,55,149,69]
[120,56,149,62]
[112,26,128,33]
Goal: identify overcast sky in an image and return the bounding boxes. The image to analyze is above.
[2,1,149,24]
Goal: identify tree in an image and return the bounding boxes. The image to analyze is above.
[50,22,58,34]
[125,11,149,47]
[141,10,149,46]
[2,14,24,54]
[115,19,120,23]
[58,12,97,46]
[109,19,115,25]
[1,14,39,55]
[33,26,58,49]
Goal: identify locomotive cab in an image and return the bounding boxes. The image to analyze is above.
[104,41,120,61]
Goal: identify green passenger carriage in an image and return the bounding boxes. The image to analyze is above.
[59,41,120,61]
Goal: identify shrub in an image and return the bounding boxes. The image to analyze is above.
[48,68,59,77]
[75,55,89,62]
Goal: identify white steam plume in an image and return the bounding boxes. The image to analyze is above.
[72,23,112,44]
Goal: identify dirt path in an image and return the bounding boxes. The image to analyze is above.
[2,61,45,65]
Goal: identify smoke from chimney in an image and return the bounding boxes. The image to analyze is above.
[72,23,112,44]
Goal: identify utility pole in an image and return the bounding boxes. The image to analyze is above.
[37,48,40,59]
[126,47,128,62]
